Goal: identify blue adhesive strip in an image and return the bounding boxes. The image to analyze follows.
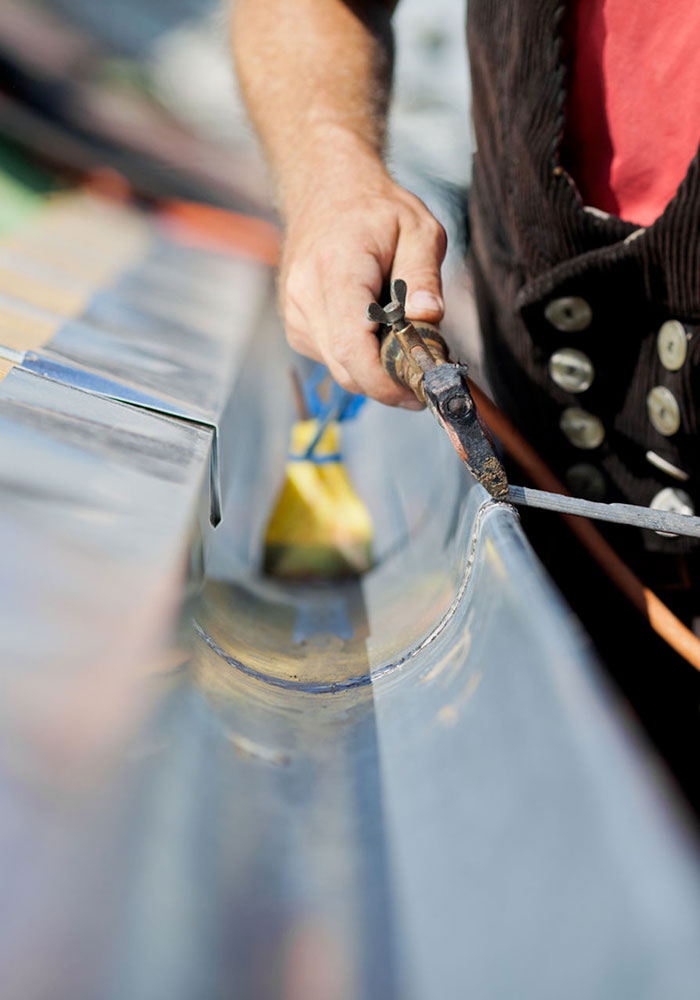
[296,365,366,461]
[303,364,366,422]
[288,452,342,464]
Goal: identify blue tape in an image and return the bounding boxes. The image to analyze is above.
[288,452,342,464]
[303,365,366,422]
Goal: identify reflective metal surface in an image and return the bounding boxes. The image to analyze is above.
[1,197,700,1000]
[192,316,700,1000]
[506,483,700,538]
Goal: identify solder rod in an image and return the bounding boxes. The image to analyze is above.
[506,484,700,539]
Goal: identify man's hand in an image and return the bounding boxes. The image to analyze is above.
[232,0,445,407]
[280,155,446,408]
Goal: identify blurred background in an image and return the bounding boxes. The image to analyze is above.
[0,0,471,240]
[1,0,481,370]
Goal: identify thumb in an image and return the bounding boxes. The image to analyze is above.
[391,217,447,324]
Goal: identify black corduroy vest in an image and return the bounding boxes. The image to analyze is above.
[467,0,700,557]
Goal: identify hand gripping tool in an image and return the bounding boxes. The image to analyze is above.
[367,278,509,499]
[367,280,700,539]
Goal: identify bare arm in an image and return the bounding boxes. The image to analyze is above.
[232,0,447,407]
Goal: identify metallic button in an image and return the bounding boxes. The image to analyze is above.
[583,205,613,221]
[544,296,592,332]
[559,407,605,449]
[565,463,606,501]
[548,348,594,393]
[647,385,681,436]
[645,450,689,482]
[650,487,694,538]
[657,320,688,371]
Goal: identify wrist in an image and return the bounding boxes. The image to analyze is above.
[277,124,392,222]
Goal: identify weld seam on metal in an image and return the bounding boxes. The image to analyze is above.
[192,621,374,693]
[192,498,499,693]
[368,498,496,675]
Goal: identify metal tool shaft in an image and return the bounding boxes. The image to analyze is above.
[507,484,700,539]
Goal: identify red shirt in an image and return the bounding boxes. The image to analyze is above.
[563,0,700,226]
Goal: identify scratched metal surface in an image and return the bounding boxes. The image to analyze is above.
[1,210,700,999]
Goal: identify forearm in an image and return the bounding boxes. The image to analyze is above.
[231,0,446,408]
[231,0,396,215]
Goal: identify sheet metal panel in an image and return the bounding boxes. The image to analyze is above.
[192,319,700,999]
[0,206,272,998]
[0,201,698,999]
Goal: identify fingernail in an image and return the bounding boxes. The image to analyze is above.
[399,398,425,411]
[407,291,443,315]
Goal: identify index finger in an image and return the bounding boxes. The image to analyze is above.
[315,260,423,407]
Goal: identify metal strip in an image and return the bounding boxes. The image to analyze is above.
[0,344,222,524]
[507,483,700,538]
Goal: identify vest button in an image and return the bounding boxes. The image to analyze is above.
[548,348,594,393]
[647,385,681,436]
[565,462,606,501]
[645,449,689,482]
[544,296,592,332]
[657,320,688,371]
[650,487,694,537]
[560,407,605,449]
